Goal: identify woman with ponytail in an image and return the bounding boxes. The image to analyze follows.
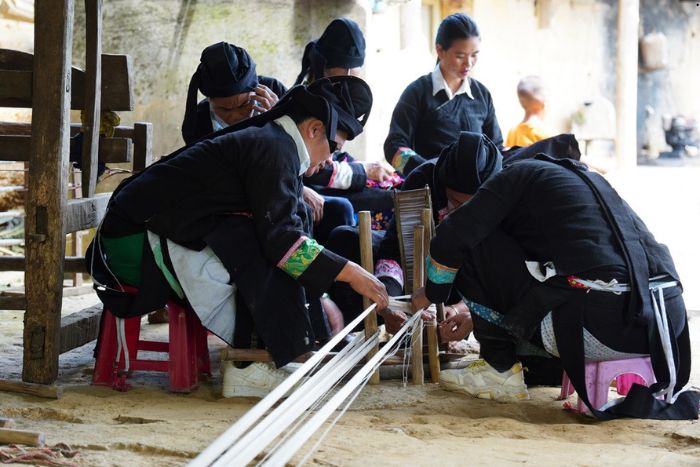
[384,13,504,177]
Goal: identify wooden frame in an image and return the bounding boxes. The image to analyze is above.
[0,0,153,385]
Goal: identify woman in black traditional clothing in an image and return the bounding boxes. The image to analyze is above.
[384,13,503,177]
[181,41,286,145]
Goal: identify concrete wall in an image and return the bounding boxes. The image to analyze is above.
[3,1,699,163]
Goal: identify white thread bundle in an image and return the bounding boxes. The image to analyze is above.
[189,304,424,467]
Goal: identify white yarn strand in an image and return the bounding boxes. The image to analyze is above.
[261,312,422,467]
[188,303,377,467]
[296,319,418,466]
[215,333,379,467]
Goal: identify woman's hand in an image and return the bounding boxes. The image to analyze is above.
[363,161,395,182]
[438,311,473,343]
[248,84,279,114]
[303,186,325,224]
[336,262,389,311]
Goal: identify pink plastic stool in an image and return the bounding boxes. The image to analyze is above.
[560,356,655,413]
[93,289,211,393]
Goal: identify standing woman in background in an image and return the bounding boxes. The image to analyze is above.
[384,13,503,177]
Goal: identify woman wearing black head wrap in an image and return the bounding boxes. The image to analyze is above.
[383,13,504,178]
[295,17,366,85]
[88,76,389,396]
[327,132,499,337]
[181,41,288,144]
[298,17,396,218]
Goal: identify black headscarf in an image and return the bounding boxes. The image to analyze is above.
[176,75,372,154]
[182,42,259,143]
[294,18,366,85]
[435,131,503,195]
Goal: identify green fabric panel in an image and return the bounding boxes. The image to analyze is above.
[101,233,145,286]
[150,241,185,299]
[280,238,324,279]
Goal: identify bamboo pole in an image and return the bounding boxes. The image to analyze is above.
[411,224,424,384]
[421,208,440,383]
[358,211,380,385]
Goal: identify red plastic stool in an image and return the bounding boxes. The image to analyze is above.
[560,356,655,413]
[93,294,211,393]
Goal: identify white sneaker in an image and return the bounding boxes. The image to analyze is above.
[221,362,293,398]
[439,359,530,402]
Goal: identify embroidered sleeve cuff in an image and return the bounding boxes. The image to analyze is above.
[329,161,355,190]
[426,254,458,284]
[277,236,323,279]
[348,162,367,191]
[375,259,404,290]
[391,147,417,175]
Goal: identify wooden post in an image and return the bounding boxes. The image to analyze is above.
[615,0,639,170]
[133,122,153,172]
[80,0,102,197]
[69,166,83,286]
[23,0,74,384]
[358,211,380,385]
[421,208,440,383]
[411,224,424,385]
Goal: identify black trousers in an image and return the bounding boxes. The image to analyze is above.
[204,217,315,368]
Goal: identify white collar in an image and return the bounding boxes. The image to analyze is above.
[431,63,473,100]
[274,115,310,176]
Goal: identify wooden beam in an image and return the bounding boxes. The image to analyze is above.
[99,137,132,163]
[0,295,27,310]
[71,54,134,111]
[23,0,74,385]
[0,379,62,399]
[0,428,45,447]
[0,49,133,111]
[0,134,131,163]
[0,134,30,161]
[132,122,153,171]
[0,70,32,107]
[59,303,102,353]
[358,211,380,385]
[0,256,88,273]
[80,0,102,197]
[0,121,135,139]
[64,193,110,234]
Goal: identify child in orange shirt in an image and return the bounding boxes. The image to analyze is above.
[506,76,552,148]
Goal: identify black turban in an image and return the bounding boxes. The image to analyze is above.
[182,42,259,143]
[435,132,503,195]
[294,18,366,85]
[306,75,371,140]
[176,75,372,151]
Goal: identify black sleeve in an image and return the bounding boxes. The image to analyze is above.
[383,80,426,175]
[304,151,367,191]
[479,85,504,149]
[244,136,346,293]
[425,166,527,303]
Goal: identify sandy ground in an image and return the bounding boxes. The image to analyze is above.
[1,165,700,466]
